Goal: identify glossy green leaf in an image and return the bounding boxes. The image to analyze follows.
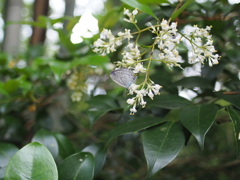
[137,0,169,4]
[121,0,158,20]
[32,129,59,159]
[58,152,94,180]
[82,143,107,175]
[147,94,192,109]
[215,92,240,109]
[87,95,120,125]
[106,117,167,146]
[171,0,194,21]
[5,142,58,180]
[54,133,75,163]
[174,76,213,89]
[180,104,218,150]
[0,143,19,179]
[142,121,185,179]
[227,106,240,158]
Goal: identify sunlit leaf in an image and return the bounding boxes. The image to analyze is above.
[5,142,58,180]
[58,152,94,180]
[142,121,185,179]
[227,106,240,158]
[180,104,218,150]
[106,117,167,146]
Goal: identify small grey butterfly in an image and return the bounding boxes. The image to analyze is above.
[110,68,137,88]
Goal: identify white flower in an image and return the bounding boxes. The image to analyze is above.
[133,63,146,73]
[152,84,161,95]
[123,8,138,23]
[93,28,133,56]
[117,43,141,67]
[128,83,139,95]
[132,9,138,15]
[118,29,133,41]
[148,90,154,100]
[127,98,135,105]
[130,105,137,115]
[161,19,169,31]
[184,25,220,66]
[71,92,82,102]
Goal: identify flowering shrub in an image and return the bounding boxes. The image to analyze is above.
[93,8,220,114]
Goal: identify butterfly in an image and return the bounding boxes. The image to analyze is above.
[110,68,137,88]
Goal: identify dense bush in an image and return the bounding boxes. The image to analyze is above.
[1,0,240,179]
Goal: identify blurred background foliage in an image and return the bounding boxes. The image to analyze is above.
[0,0,240,179]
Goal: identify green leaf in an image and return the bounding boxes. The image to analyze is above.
[137,0,169,4]
[0,82,9,97]
[49,61,71,83]
[87,95,120,125]
[98,8,123,29]
[121,0,158,20]
[227,106,240,158]
[32,58,71,82]
[32,129,59,159]
[0,143,19,180]
[179,104,218,150]
[142,121,185,179]
[82,143,107,175]
[147,94,192,109]
[171,0,194,21]
[58,152,94,180]
[2,80,20,94]
[174,76,213,89]
[215,92,240,109]
[53,133,75,164]
[70,55,109,68]
[17,76,32,95]
[106,117,167,147]
[4,142,58,180]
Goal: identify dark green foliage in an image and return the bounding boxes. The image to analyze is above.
[1,0,240,180]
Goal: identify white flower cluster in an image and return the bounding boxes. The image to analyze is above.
[71,91,83,102]
[116,43,146,73]
[67,70,87,102]
[184,25,220,67]
[127,83,162,115]
[148,20,183,68]
[92,8,220,115]
[123,8,138,23]
[93,29,133,56]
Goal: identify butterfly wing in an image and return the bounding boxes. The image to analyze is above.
[110,68,136,88]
